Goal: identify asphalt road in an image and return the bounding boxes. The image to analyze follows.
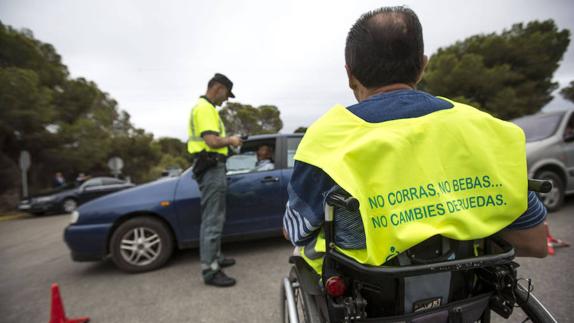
[1,198,573,323]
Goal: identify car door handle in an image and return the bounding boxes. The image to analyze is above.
[261,176,279,183]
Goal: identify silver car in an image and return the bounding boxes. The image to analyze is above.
[513,109,574,211]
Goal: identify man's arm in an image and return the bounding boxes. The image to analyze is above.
[499,191,548,258]
[193,105,242,148]
[283,161,335,246]
[203,133,242,148]
[498,223,547,257]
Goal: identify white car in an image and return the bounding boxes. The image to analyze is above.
[513,109,574,211]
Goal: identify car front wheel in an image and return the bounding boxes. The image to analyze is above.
[62,198,77,213]
[536,170,565,212]
[110,217,174,273]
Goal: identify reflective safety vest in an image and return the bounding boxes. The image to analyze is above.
[295,98,528,274]
[187,97,228,156]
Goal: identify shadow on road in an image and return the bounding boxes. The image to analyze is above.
[171,236,290,264]
[76,236,291,275]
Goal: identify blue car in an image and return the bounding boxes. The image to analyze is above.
[64,134,303,272]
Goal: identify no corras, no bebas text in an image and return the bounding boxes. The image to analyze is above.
[367,175,494,209]
[365,175,507,229]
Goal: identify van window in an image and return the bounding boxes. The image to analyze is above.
[513,113,564,142]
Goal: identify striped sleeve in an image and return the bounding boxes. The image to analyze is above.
[504,191,547,230]
[283,161,335,246]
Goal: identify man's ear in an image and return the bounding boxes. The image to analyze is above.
[416,55,429,84]
[345,64,357,91]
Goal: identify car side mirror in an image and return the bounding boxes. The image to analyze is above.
[564,132,574,143]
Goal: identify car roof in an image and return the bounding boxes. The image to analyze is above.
[87,176,125,182]
[246,133,303,141]
[512,109,570,122]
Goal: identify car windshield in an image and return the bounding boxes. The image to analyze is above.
[513,113,564,142]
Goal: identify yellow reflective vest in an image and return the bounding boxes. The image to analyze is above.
[295,98,528,274]
[187,97,228,156]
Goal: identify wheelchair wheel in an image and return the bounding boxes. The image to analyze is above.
[280,267,323,323]
[515,282,558,323]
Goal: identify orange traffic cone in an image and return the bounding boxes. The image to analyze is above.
[49,283,90,323]
[545,222,555,255]
[546,222,570,248]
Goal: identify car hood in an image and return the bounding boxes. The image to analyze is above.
[78,177,180,213]
[525,136,556,156]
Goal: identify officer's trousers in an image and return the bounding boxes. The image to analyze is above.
[195,161,227,279]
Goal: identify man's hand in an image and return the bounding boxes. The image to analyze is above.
[282,228,290,241]
[227,135,242,148]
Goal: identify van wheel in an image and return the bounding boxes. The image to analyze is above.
[536,170,564,212]
[110,217,174,273]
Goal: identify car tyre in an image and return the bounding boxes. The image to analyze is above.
[62,198,77,214]
[110,217,174,273]
[535,170,565,212]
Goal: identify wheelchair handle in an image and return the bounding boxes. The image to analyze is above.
[528,179,552,193]
[326,191,359,212]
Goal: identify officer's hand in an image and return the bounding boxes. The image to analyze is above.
[227,135,242,147]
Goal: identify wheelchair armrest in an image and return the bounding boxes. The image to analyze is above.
[327,237,515,277]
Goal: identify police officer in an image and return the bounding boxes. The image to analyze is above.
[188,73,242,287]
[283,6,548,274]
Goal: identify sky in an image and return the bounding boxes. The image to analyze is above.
[1,0,573,140]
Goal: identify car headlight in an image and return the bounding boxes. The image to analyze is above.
[70,210,80,224]
[35,196,55,203]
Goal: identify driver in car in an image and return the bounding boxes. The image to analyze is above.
[254,144,275,172]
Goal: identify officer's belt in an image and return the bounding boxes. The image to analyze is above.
[195,152,227,162]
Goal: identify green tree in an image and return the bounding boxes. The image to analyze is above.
[294,127,307,133]
[109,129,162,183]
[157,137,187,157]
[420,20,570,120]
[0,22,168,200]
[561,81,574,103]
[219,102,283,135]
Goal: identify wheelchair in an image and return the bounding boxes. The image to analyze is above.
[280,180,557,323]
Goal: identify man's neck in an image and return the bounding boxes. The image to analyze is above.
[201,94,217,107]
[359,83,413,102]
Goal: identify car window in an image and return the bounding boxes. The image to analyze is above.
[513,113,564,142]
[102,178,123,185]
[227,140,277,174]
[83,178,102,187]
[287,137,302,168]
[564,113,574,140]
[226,152,257,175]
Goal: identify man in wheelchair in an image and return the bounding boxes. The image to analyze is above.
[282,6,548,323]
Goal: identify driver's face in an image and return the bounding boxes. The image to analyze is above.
[257,146,272,160]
